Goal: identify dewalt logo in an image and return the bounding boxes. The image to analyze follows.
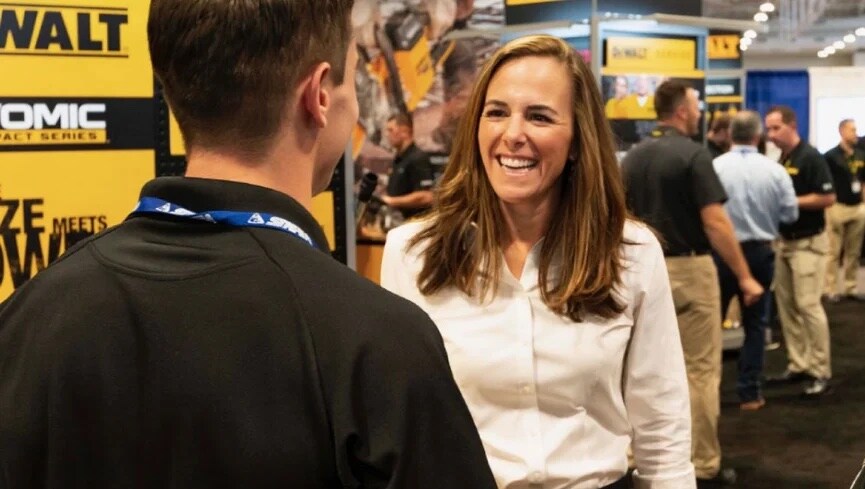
[0,3,128,58]
[0,102,107,145]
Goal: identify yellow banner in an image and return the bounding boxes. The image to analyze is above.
[708,35,740,60]
[606,37,697,74]
[706,95,743,104]
[0,150,153,299]
[168,110,184,156]
[0,0,152,97]
[0,129,106,145]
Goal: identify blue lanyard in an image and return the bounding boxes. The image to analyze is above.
[130,197,315,248]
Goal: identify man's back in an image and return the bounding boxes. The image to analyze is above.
[621,128,727,254]
[0,178,495,489]
[713,148,799,241]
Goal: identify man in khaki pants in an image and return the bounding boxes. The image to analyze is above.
[622,80,763,486]
[823,119,865,301]
[764,106,837,398]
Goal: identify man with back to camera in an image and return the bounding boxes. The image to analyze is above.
[380,113,435,220]
[712,111,799,412]
[823,119,865,302]
[621,80,764,487]
[0,1,498,488]
[764,105,836,398]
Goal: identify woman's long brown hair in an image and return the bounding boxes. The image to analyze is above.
[407,35,630,322]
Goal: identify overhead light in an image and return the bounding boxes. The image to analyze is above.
[826,46,837,54]
[856,27,865,37]
[845,34,857,43]
[740,37,753,46]
[760,2,776,13]
[740,44,749,51]
[744,29,758,39]
[834,40,846,49]
[818,51,829,58]
[754,12,769,22]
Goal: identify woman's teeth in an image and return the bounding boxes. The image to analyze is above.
[498,156,538,169]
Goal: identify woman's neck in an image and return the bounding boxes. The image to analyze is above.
[499,192,558,279]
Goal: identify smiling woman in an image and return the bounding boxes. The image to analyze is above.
[380,35,696,489]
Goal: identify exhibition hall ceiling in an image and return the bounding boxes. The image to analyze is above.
[702,0,865,53]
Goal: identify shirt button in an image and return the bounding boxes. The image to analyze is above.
[520,383,533,394]
[528,471,545,484]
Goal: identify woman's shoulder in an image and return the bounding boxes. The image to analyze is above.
[384,219,430,252]
[623,219,661,247]
[621,219,664,265]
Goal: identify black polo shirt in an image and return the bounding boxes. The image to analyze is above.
[824,145,865,205]
[707,140,726,159]
[0,177,496,489]
[621,125,728,256]
[386,143,434,218]
[778,141,835,239]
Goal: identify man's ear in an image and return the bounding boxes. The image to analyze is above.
[675,102,688,121]
[301,62,332,128]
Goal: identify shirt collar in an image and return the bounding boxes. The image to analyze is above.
[500,238,547,291]
[729,144,758,153]
[137,177,331,253]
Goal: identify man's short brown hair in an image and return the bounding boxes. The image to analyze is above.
[654,80,691,121]
[766,105,797,127]
[387,113,413,132]
[148,0,355,155]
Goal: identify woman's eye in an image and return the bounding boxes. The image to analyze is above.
[529,113,553,123]
[484,109,506,118]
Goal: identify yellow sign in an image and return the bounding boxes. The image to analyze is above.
[708,35,740,60]
[311,191,335,251]
[606,37,697,74]
[168,110,185,156]
[0,150,153,298]
[706,96,744,104]
[0,0,152,97]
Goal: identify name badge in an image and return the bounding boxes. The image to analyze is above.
[853,180,862,194]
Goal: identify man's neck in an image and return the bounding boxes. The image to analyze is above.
[658,118,688,136]
[780,136,801,157]
[184,144,314,210]
[840,140,855,155]
[395,140,412,155]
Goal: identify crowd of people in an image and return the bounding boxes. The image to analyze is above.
[1,1,863,488]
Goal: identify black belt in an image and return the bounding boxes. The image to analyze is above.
[664,249,711,257]
[740,240,771,248]
[781,228,822,240]
[602,475,631,489]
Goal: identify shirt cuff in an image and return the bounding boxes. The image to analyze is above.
[632,467,697,489]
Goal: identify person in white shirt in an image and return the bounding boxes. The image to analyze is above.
[380,35,695,489]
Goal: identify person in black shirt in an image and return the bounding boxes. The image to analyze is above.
[823,119,865,301]
[0,2,497,488]
[764,105,836,397]
[382,113,435,219]
[621,80,762,486]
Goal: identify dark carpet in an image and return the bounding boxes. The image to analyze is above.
[718,296,865,488]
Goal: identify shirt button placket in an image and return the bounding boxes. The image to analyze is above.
[520,295,545,486]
